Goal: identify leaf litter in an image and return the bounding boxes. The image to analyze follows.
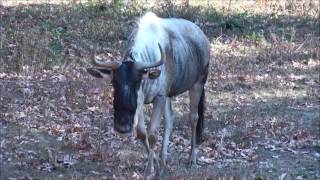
[1,1,319,179]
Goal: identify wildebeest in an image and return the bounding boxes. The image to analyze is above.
[87,12,210,176]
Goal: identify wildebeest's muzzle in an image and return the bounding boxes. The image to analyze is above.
[114,110,134,134]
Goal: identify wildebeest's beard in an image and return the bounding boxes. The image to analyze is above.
[112,62,143,134]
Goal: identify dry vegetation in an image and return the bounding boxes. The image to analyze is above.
[0,0,319,179]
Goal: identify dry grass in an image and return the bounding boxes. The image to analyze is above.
[0,0,319,179]
[1,0,318,72]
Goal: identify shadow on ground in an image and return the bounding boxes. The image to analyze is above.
[0,1,319,179]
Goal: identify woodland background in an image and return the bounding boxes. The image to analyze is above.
[0,0,319,179]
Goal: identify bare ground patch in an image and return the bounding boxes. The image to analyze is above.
[1,1,319,179]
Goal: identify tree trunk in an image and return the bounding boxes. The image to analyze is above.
[228,0,232,11]
[184,0,189,8]
[112,0,121,5]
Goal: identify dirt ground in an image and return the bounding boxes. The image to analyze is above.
[0,1,319,179]
[1,47,319,179]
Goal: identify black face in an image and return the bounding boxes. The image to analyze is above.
[112,61,143,134]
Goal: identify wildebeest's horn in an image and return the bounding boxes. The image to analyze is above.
[93,58,122,70]
[91,44,122,69]
[135,43,164,70]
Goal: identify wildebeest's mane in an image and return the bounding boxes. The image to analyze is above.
[125,12,167,64]
[125,13,199,66]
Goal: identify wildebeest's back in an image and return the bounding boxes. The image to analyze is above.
[163,18,210,97]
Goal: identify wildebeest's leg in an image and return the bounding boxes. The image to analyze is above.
[160,97,173,169]
[136,112,150,153]
[134,90,150,153]
[189,83,204,166]
[144,95,165,177]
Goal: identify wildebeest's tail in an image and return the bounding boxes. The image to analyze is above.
[196,88,205,145]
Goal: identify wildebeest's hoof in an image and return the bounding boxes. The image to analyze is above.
[188,161,199,170]
[144,161,155,179]
[157,163,169,178]
[144,172,156,180]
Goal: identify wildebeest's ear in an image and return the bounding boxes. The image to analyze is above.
[87,68,113,82]
[143,69,161,79]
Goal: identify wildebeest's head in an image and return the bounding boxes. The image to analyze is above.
[87,44,164,134]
